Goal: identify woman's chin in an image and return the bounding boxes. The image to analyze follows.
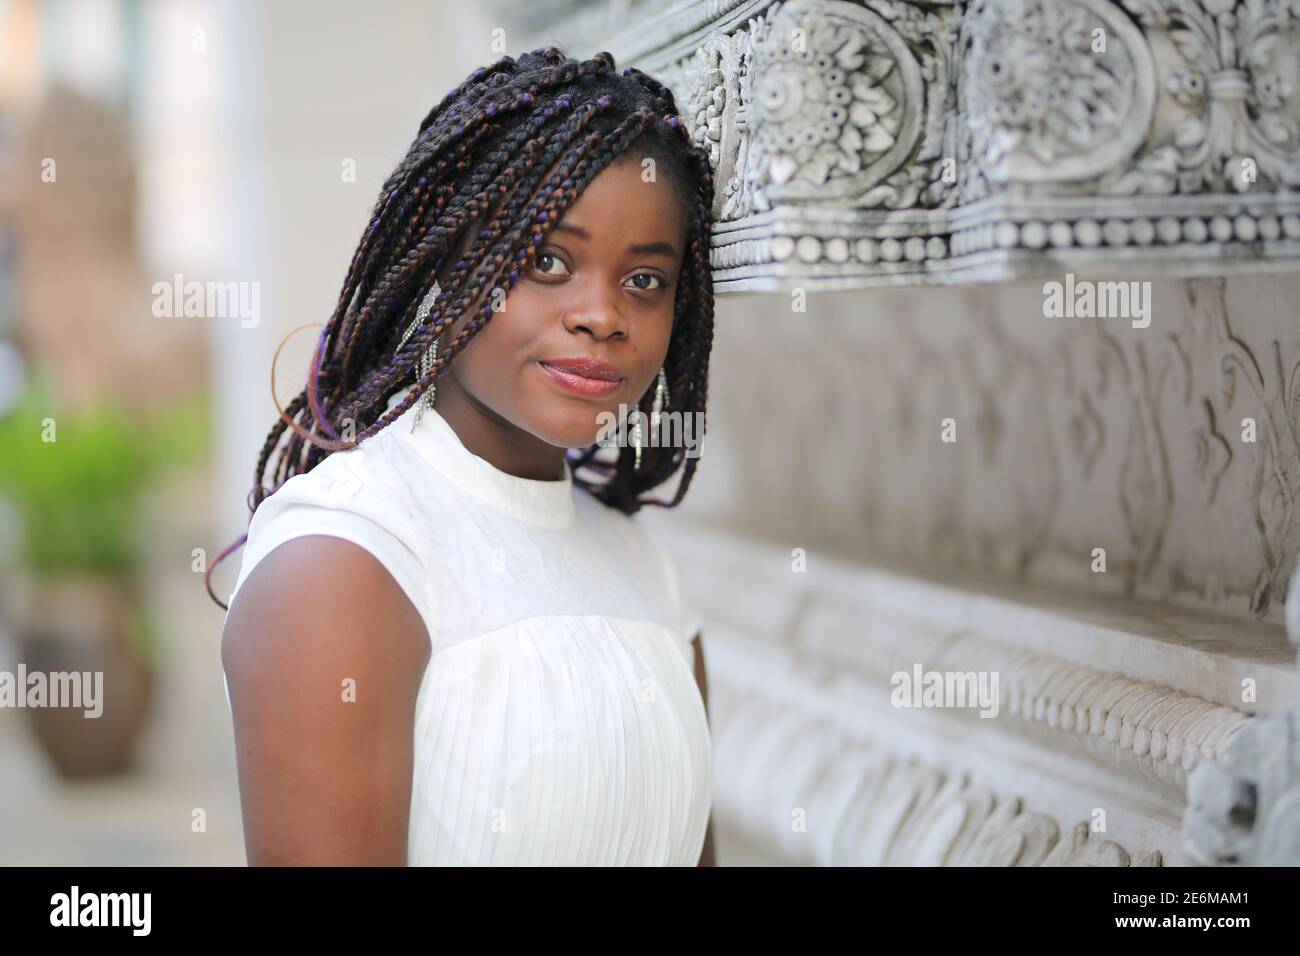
[530,405,621,451]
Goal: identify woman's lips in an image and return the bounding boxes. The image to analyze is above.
[537,361,624,397]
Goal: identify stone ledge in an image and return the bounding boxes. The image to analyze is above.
[639,518,1297,860]
[660,519,1295,709]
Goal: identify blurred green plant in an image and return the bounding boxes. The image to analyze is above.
[0,367,210,577]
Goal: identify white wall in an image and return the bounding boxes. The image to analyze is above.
[200,0,500,590]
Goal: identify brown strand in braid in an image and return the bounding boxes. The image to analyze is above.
[326,81,601,433]
[341,93,627,434]
[300,54,629,456]
[205,48,715,610]
[419,102,661,420]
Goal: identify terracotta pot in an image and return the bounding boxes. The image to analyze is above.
[8,572,154,778]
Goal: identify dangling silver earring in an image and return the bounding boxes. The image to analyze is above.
[651,366,668,428]
[397,280,442,431]
[634,366,668,471]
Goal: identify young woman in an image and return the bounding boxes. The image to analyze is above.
[209,47,717,866]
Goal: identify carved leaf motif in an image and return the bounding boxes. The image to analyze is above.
[1119,410,1168,572]
[960,0,1155,185]
[804,155,832,185]
[1175,116,1208,149]
[1259,112,1292,145]
[854,81,895,118]
[1258,436,1294,573]
[1168,28,1210,66]
[745,0,922,201]
[1068,391,1106,477]
[1192,399,1232,506]
[1115,0,1300,191]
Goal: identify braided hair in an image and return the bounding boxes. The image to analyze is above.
[205,47,716,609]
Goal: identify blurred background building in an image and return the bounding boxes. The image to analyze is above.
[0,0,529,866]
[2,0,1298,867]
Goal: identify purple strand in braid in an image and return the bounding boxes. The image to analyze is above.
[205,47,716,610]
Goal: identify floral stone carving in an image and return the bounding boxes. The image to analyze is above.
[514,0,1300,290]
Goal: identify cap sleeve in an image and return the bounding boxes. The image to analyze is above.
[226,459,435,650]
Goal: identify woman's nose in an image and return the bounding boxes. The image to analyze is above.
[561,285,628,339]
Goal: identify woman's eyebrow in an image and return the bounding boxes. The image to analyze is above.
[552,220,679,259]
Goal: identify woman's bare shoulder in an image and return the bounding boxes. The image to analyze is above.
[221,535,430,865]
[222,534,430,683]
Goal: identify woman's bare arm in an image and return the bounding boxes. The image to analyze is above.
[221,536,431,865]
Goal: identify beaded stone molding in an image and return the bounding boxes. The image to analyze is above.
[514,0,1300,291]
[804,620,1254,797]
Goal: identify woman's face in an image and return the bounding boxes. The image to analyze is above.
[429,155,688,481]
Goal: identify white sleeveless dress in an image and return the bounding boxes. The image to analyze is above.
[223,388,711,866]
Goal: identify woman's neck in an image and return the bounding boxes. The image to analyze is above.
[428,374,569,482]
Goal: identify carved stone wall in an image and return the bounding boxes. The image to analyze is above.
[683,274,1300,625]
[515,0,1300,289]
[638,273,1300,865]
[515,0,1300,865]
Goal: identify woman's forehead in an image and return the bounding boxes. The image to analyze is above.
[562,162,686,245]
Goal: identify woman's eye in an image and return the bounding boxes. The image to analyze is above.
[534,253,569,276]
[628,273,666,292]
[532,255,665,291]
